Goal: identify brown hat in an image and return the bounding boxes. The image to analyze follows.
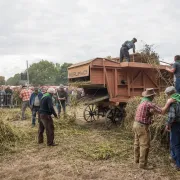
[142,88,156,97]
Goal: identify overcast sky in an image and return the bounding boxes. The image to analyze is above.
[0,0,179,79]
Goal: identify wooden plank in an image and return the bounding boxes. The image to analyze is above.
[115,69,117,96]
[120,62,170,69]
[91,66,122,70]
[142,70,145,90]
[103,59,105,87]
[85,95,109,105]
[90,68,104,84]
[68,59,92,69]
[104,67,113,98]
[110,97,129,103]
[131,72,134,95]
[144,71,159,88]
[129,86,144,88]
[68,64,90,78]
[130,71,141,87]
[127,71,131,97]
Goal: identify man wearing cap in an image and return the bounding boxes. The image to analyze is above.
[19,85,32,120]
[41,86,47,94]
[164,86,180,171]
[166,55,180,93]
[56,84,68,117]
[133,88,172,169]
[120,38,137,62]
[29,87,43,127]
[38,88,58,146]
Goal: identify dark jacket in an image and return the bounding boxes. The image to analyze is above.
[5,88,13,95]
[55,90,68,104]
[39,95,57,117]
[29,92,43,107]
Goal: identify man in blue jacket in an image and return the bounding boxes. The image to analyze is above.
[29,87,43,127]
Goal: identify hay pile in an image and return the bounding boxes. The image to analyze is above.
[69,81,91,87]
[0,109,21,121]
[0,109,30,155]
[124,93,169,146]
[0,118,21,154]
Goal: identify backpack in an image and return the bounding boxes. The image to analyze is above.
[172,102,180,122]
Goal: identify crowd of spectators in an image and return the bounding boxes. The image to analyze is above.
[0,85,84,108]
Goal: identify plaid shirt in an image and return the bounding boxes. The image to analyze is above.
[135,101,162,125]
[19,89,32,101]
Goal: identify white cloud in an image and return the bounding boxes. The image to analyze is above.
[0,0,179,79]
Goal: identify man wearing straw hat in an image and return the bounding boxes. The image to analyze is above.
[164,86,180,171]
[133,88,172,169]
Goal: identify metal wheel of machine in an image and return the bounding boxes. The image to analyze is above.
[83,104,99,122]
[105,107,124,129]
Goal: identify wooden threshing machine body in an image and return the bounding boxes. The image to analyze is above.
[68,58,172,126]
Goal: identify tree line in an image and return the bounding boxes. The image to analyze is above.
[6,60,72,86]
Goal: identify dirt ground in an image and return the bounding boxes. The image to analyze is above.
[0,107,180,180]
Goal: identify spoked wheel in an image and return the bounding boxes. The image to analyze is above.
[83,104,99,122]
[105,107,124,129]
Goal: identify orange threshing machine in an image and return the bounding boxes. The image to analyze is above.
[68,56,172,128]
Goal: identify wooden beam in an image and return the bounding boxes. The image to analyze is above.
[103,59,105,87]
[144,71,159,88]
[104,67,113,98]
[142,70,145,90]
[115,69,117,96]
[131,72,134,95]
[130,71,142,87]
[85,95,109,105]
[127,70,131,97]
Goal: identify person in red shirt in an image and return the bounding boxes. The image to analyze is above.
[19,85,32,120]
[133,88,173,169]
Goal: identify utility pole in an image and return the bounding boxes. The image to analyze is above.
[26,60,30,86]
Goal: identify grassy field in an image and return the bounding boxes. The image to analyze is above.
[0,106,180,180]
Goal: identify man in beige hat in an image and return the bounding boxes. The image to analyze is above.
[133,88,173,169]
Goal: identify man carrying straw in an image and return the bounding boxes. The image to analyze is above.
[133,88,172,169]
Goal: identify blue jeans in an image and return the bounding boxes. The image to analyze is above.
[32,106,40,125]
[170,122,180,168]
[175,78,180,93]
[56,101,66,115]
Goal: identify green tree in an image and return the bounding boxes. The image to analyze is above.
[6,74,20,85]
[0,76,5,85]
[55,63,72,85]
[6,60,73,86]
[28,60,58,85]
